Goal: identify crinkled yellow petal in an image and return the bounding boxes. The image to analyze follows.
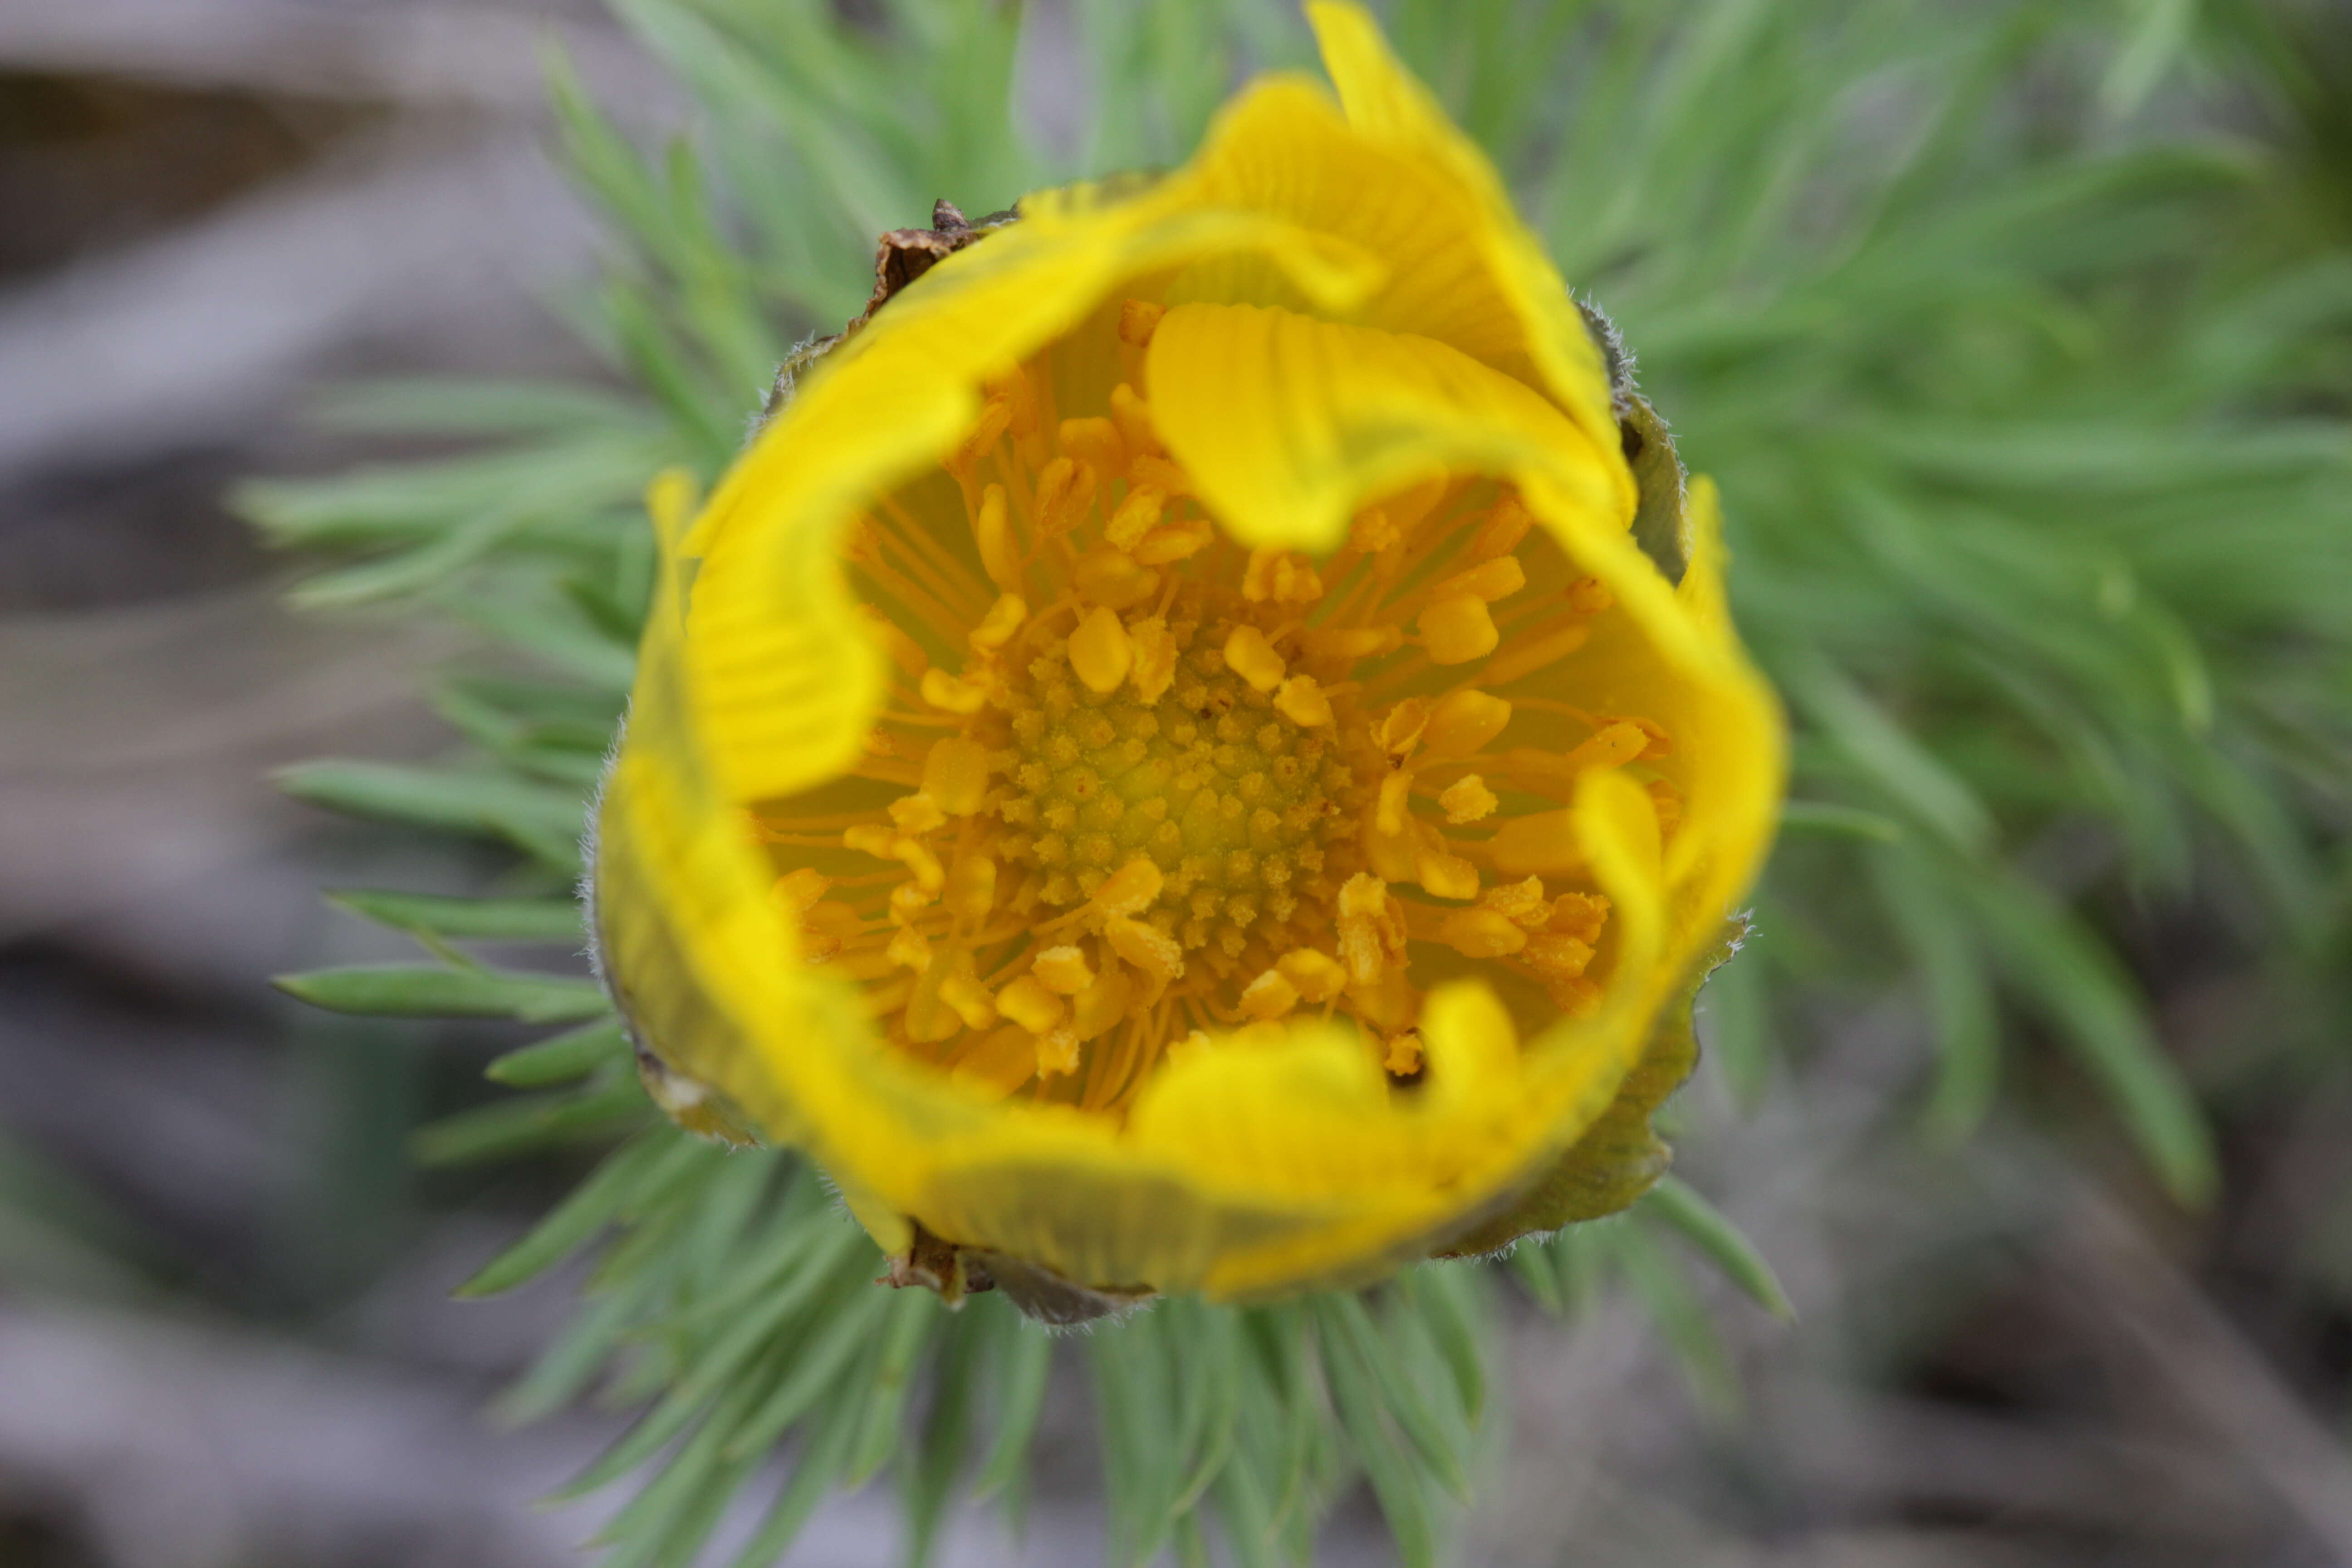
[684,206,1387,806]
[1145,300,1626,552]
[1304,1,1625,478]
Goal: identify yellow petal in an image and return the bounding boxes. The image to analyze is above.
[1146,300,1626,554]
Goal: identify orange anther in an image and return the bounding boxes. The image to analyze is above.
[1274,675,1333,728]
[1224,624,1286,692]
[944,853,996,923]
[770,868,832,917]
[1128,453,1192,496]
[1089,858,1164,919]
[996,974,1065,1034]
[1069,606,1134,695]
[889,793,946,833]
[1105,915,1184,997]
[1350,508,1400,554]
[1337,872,1406,985]
[1375,699,1430,758]
[1118,299,1166,347]
[1438,907,1527,958]
[1058,416,1126,477]
[1383,1032,1425,1076]
[1478,876,1550,928]
[970,592,1027,651]
[922,740,993,819]
[1474,495,1534,559]
[1439,775,1498,823]
[1299,625,1402,662]
[946,398,1012,476]
[1239,968,1301,1021]
[1034,1023,1083,1076]
[1375,770,1415,837]
[1423,689,1512,759]
[1419,594,1499,664]
[1275,948,1348,1004]
[887,923,932,972]
[1109,382,1164,458]
[888,881,935,923]
[1548,891,1611,944]
[1243,549,1323,605]
[1032,946,1095,995]
[1128,615,1178,702]
[1034,456,1097,535]
[1563,720,1652,773]
[1522,931,1597,982]
[1435,554,1526,604]
[1132,517,1213,564]
[1071,967,1133,1041]
[1416,842,1480,901]
[1073,547,1159,609]
[920,667,989,714]
[1104,485,1166,550]
[940,972,999,1030]
[974,482,1021,591]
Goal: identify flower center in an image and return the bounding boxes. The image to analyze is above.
[1000,605,1354,959]
[752,300,1661,1115]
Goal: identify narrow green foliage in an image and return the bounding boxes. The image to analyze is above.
[1613,1224,1743,1424]
[969,1308,1054,1501]
[413,1076,652,1167]
[273,965,607,1023]
[1312,1297,1438,1568]
[845,1288,942,1486]
[900,1305,984,1568]
[277,761,586,871]
[1965,868,2218,1203]
[330,889,588,943]
[1641,1176,1795,1322]
[487,1019,632,1087]
[460,1132,705,1297]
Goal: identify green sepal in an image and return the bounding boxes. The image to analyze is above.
[1577,299,1690,586]
[1437,915,1749,1256]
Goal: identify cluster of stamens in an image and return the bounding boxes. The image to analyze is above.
[1000,614,1355,963]
[752,298,1677,1112]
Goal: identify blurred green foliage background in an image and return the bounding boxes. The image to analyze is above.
[5,1,2349,1565]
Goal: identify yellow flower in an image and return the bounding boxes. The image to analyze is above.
[592,3,1783,1315]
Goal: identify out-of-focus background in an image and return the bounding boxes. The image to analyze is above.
[3,1,2350,1565]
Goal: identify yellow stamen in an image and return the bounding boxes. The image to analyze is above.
[1070,607,1135,694]
[971,593,1027,650]
[1274,675,1333,728]
[974,483,1022,590]
[920,668,990,714]
[1224,624,1286,692]
[1419,594,1499,664]
[1239,968,1301,1021]
[1117,299,1166,346]
[1033,946,1094,994]
[1105,486,1166,550]
[1059,416,1126,477]
[997,974,1065,1034]
[1439,775,1497,823]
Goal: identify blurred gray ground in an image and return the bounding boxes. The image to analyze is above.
[4,4,2352,1567]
